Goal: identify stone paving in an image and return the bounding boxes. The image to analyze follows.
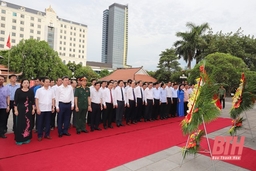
[109,98,255,171]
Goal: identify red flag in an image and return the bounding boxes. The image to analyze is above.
[6,34,11,48]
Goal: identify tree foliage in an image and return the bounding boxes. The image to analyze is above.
[188,53,249,94]
[0,39,71,80]
[74,66,99,81]
[174,22,209,69]
[155,48,182,82]
[99,69,110,78]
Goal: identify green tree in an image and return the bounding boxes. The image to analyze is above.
[99,69,110,78]
[0,39,71,80]
[74,66,99,81]
[155,48,182,82]
[189,52,249,95]
[174,22,209,69]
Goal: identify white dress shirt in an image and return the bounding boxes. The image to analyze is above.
[90,88,102,104]
[135,86,143,99]
[160,88,167,103]
[126,87,137,105]
[172,88,178,98]
[35,87,55,111]
[55,85,74,109]
[102,88,116,106]
[153,88,160,99]
[144,87,154,103]
[166,86,173,98]
[115,86,127,104]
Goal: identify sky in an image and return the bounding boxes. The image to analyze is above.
[6,0,256,70]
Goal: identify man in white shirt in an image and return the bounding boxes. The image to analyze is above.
[35,77,55,141]
[160,83,168,119]
[114,80,126,127]
[166,81,173,118]
[134,80,144,122]
[171,84,178,117]
[102,81,115,129]
[87,79,97,126]
[55,76,74,137]
[144,82,154,121]
[126,80,137,125]
[50,78,62,130]
[152,82,160,120]
[90,81,102,131]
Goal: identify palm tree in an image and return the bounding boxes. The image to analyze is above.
[174,22,209,69]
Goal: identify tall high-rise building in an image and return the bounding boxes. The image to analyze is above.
[101,3,129,69]
[0,1,88,66]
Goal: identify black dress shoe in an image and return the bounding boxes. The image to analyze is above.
[76,131,81,134]
[95,127,102,131]
[44,136,52,139]
[38,137,42,141]
[116,124,120,127]
[120,123,124,126]
[104,126,107,129]
[58,134,62,137]
[108,125,113,128]
[81,130,88,133]
[0,134,7,138]
[63,132,71,136]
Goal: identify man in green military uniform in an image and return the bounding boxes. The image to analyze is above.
[74,77,92,134]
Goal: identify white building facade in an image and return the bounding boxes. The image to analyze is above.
[0,1,87,66]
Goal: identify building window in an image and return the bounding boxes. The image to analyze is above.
[61,24,63,27]
[0,30,4,34]
[13,12,17,16]
[74,38,76,41]
[64,36,66,39]
[30,36,33,39]
[70,43,72,46]
[82,50,84,53]
[83,29,85,33]
[82,40,84,43]
[59,47,62,50]
[71,26,73,30]
[60,30,62,33]
[31,17,34,20]
[11,39,15,43]
[1,23,5,28]
[79,45,81,48]
[74,33,76,36]
[12,19,17,23]
[83,35,85,38]
[79,39,81,42]
[64,25,66,28]
[30,29,34,33]
[30,23,34,27]
[21,14,24,18]
[60,35,62,39]
[70,38,72,41]
[79,55,80,58]
[82,55,84,58]
[70,32,72,35]
[63,47,66,50]
[82,45,84,48]
[74,27,76,31]
[1,16,5,21]
[20,21,24,25]
[69,54,71,57]
[38,25,41,28]
[73,43,75,47]
[37,37,40,41]
[73,49,75,52]
[64,42,66,45]
[0,37,4,41]
[0,44,4,48]
[79,50,81,53]
[64,31,66,34]
[60,41,62,44]
[12,26,16,30]
[38,18,41,22]
[69,48,72,52]
[37,31,41,34]
[20,34,24,38]
[20,27,24,31]
[12,32,16,36]
[1,10,6,14]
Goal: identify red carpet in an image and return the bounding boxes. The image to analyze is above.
[0,117,232,171]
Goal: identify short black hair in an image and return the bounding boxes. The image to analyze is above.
[8,74,17,79]
[62,76,69,80]
[91,79,96,83]
[127,79,132,84]
[117,80,123,85]
[42,77,50,82]
[94,81,101,86]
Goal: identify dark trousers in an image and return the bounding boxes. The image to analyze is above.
[136,98,143,121]
[171,98,178,117]
[37,111,51,138]
[0,109,7,135]
[87,111,91,125]
[116,101,125,125]
[51,108,56,128]
[103,103,113,127]
[91,103,101,130]
[126,100,136,123]
[112,108,116,123]
[145,99,153,120]
[6,101,15,131]
[167,98,172,116]
[76,108,87,131]
[160,103,168,119]
[57,102,71,135]
[71,110,76,127]
[220,96,225,109]
[153,99,160,120]
[184,101,188,116]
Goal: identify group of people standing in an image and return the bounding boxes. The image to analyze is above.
[0,74,196,145]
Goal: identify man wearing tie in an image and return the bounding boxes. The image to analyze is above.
[55,76,74,137]
[126,80,137,125]
[114,80,126,127]
[102,81,115,129]
[135,80,144,122]
[144,82,154,121]
[90,81,102,131]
